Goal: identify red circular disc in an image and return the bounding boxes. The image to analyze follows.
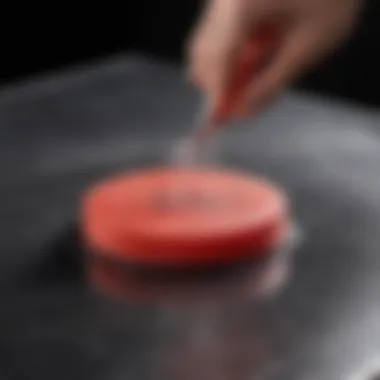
[82,167,290,267]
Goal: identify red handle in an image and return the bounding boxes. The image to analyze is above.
[212,25,280,124]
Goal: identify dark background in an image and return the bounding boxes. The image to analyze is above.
[1,0,379,107]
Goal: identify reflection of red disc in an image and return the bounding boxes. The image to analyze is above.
[86,252,291,305]
[82,167,290,267]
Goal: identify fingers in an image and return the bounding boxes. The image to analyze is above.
[188,0,260,108]
[236,0,363,117]
[188,0,362,124]
[237,23,323,116]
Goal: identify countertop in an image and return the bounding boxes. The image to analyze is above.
[0,55,380,379]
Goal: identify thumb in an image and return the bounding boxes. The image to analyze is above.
[189,0,260,107]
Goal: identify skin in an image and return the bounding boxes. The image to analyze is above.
[188,0,363,123]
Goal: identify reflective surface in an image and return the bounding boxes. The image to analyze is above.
[87,248,293,380]
[1,56,380,379]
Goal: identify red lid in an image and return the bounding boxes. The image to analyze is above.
[82,167,290,267]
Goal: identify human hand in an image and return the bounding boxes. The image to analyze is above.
[189,0,363,123]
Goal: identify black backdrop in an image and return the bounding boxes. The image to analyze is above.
[1,0,379,106]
